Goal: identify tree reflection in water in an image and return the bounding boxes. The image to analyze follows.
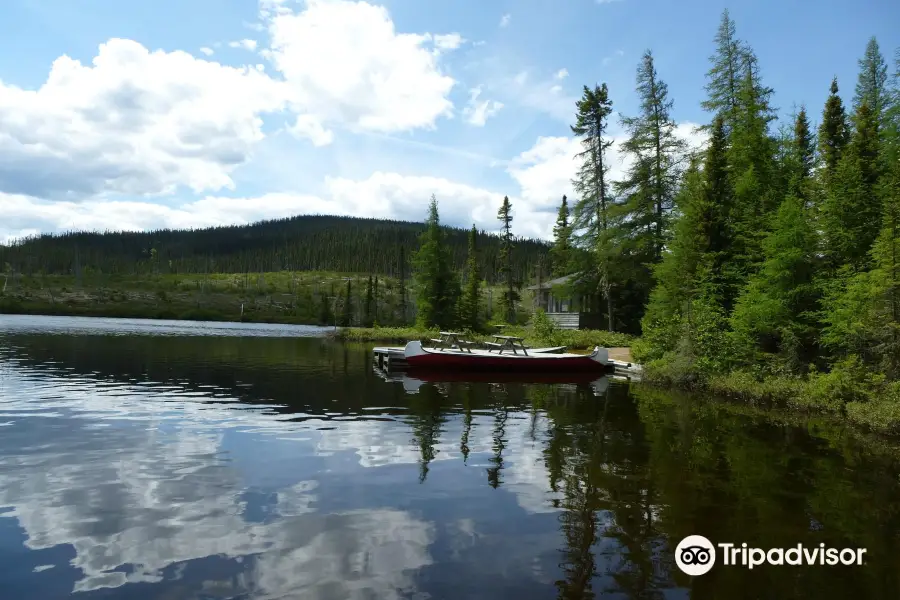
[3,329,900,599]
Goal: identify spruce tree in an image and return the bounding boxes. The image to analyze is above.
[398,246,408,325]
[822,101,883,272]
[853,37,889,133]
[550,195,572,277]
[639,161,707,359]
[822,155,900,378]
[791,106,815,202]
[373,276,379,324]
[339,279,353,327]
[571,83,616,331]
[702,116,736,308]
[818,78,850,185]
[701,9,745,133]
[884,48,900,161]
[363,274,374,327]
[638,126,734,373]
[724,51,778,303]
[411,196,460,329]
[497,195,519,324]
[729,196,819,371]
[615,49,687,262]
[318,291,332,325]
[459,225,483,331]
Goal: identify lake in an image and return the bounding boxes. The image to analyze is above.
[1,315,898,599]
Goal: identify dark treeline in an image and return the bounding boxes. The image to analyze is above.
[0,214,549,285]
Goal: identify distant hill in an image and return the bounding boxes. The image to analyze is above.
[0,214,551,283]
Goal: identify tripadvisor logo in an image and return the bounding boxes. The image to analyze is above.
[674,535,867,576]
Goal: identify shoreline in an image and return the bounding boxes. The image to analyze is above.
[5,309,897,436]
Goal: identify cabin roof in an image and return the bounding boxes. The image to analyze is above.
[525,274,575,290]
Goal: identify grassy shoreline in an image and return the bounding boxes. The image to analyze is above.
[638,357,900,436]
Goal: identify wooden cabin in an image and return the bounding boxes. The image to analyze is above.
[526,274,604,330]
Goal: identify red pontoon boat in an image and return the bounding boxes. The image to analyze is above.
[401,340,610,372]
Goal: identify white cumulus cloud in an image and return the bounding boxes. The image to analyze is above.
[462,86,503,126]
[264,0,457,137]
[0,38,289,200]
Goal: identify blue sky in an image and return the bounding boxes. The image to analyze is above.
[1,0,897,243]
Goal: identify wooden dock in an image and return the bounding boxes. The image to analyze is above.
[372,346,409,371]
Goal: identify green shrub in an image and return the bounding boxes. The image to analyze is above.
[796,355,885,411]
[530,309,560,346]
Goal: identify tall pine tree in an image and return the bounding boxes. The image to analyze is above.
[701,9,745,133]
[639,120,732,361]
[572,83,616,331]
[411,196,460,329]
[723,49,778,308]
[818,78,850,185]
[822,101,883,272]
[459,225,483,331]
[550,195,573,277]
[791,106,815,203]
[615,49,687,262]
[363,275,374,327]
[339,279,353,327]
[822,154,900,378]
[497,196,519,324]
[398,246,408,324]
[853,37,889,135]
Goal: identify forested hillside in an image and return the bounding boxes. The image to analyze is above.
[0,214,550,284]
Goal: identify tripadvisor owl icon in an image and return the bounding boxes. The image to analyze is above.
[675,535,716,576]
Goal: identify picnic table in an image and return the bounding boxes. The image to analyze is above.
[484,334,528,355]
[428,331,473,352]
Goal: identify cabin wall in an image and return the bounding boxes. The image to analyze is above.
[546,311,605,330]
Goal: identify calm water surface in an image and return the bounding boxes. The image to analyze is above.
[1,315,899,599]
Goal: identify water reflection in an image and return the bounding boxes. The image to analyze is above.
[0,316,899,599]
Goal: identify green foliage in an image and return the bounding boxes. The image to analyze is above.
[459,225,483,332]
[339,279,353,327]
[363,275,374,328]
[550,195,572,277]
[789,106,816,202]
[729,196,819,371]
[799,356,884,411]
[497,196,520,324]
[822,156,900,378]
[701,9,744,131]
[571,82,616,331]
[530,308,561,346]
[615,50,686,263]
[821,102,884,273]
[411,196,461,330]
[638,15,898,432]
[0,215,550,289]
[853,37,890,130]
[845,382,900,433]
[818,78,851,185]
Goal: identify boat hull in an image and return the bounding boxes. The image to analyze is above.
[402,341,609,373]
